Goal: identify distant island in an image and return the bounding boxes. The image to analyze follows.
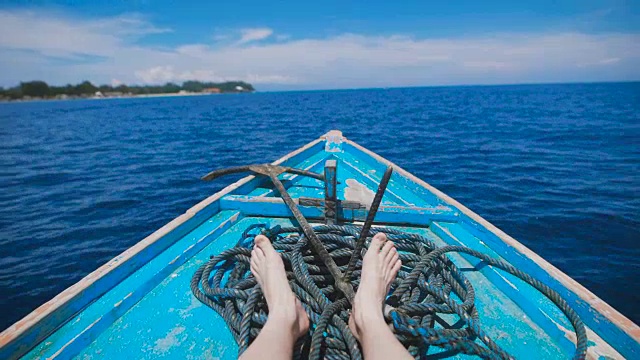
[0,80,255,101]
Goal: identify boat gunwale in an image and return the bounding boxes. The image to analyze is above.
[0,136,324,357]
[344,135,640,344]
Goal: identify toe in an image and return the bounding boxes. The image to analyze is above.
[252,246,265,262]
[382,253,398,279]
[383,245,397,264]
[385,259,402,292]
[384,249,399,272]
[255,234,269,247]
[250,261,262,282]
[384,253,399,280]
[390,259,402,278]
[255,235,277,256]
[369,233,387,252]
[380,240,394,259]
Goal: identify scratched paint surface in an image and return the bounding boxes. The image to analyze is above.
[75,221,568,359]
[75,217,294,360]
[22,210,242,359]
[397,226,568,359]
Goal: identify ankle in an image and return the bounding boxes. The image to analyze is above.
[355,312,391,346]
[265,306,307,340]
[353,300,387,336]
[267,306,298,326]
[357,310,385,326]
[354,292,385,321]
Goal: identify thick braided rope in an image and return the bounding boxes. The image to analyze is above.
[190,224,587,359]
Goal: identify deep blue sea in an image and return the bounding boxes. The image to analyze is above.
[0,83,638,331]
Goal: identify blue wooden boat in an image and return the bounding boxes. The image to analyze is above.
[1,130,638,359]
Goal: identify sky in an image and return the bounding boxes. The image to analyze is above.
[0,0,639,90]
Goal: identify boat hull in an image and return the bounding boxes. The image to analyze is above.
[1,130,637,359]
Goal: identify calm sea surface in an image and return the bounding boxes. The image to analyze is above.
[0,83,638,330]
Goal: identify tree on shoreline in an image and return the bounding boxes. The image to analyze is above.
[0,80,255,100]
[21,81,50,97]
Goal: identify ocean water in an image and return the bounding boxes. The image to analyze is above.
[0,83,638,331]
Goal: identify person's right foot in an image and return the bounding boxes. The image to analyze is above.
[250,235,309,339]
[348,232,402,340]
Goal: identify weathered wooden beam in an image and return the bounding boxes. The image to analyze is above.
[324,159,338,225]
[219,195,459,225]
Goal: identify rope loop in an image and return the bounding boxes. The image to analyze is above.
[191,224,587,359]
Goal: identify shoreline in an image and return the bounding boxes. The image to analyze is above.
[0,91,248,104]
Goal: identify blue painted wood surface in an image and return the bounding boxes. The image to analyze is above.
[3,131,638,359]
[324,159,338,224]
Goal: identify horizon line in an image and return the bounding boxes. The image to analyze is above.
[256,79,640,93]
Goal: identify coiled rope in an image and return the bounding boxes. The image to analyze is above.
[191,224,587,359]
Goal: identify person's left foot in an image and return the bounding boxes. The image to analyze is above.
[250,235,309,338]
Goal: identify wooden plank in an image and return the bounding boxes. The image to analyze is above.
[324,159,338,224]
[343,136,640,356]
[218,195,459,225]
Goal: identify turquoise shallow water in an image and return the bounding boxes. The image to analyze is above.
[0,82,638,330]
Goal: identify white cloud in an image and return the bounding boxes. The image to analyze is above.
[213,33,231,41]
[462,61,513,70]
[134,65,177,83]
[275,34,291,41]
[598,57,620,65]
[577,57,622,68]
[0,9,638,89]
[238,28,273,44]
[133,66,297,85]
[0,10,169,59]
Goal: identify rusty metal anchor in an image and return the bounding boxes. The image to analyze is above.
[202,164,324,182]
[202,162,393,304]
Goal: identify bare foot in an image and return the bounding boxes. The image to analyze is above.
[349,232,402,340]
[250,235,309,338]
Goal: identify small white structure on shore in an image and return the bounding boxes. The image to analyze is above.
[235,86,243,91]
